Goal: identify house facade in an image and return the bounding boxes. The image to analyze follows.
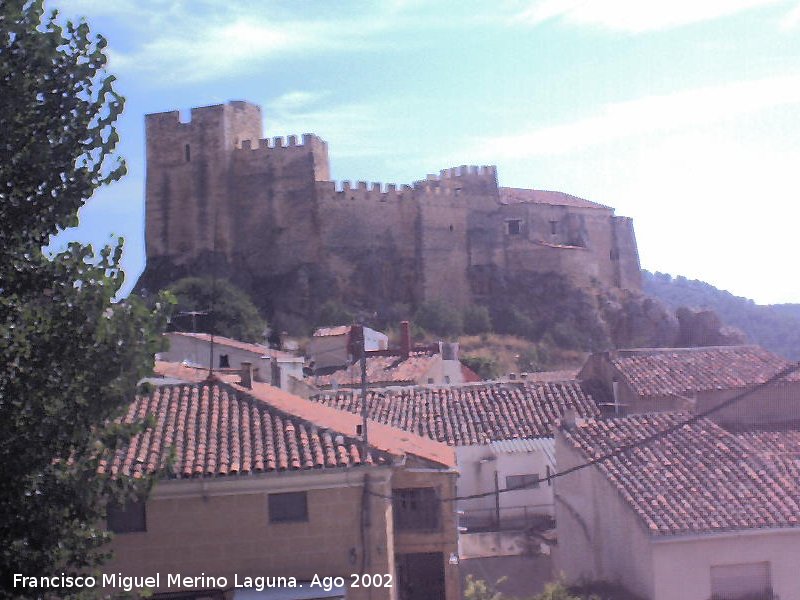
[102,378,460,600]
[312,380,600,529]
[555,413,800,600]
[160,332,304,391]
[578,345,800,426]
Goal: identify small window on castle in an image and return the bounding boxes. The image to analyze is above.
[506,220,521,235]
[550,221,558,235]
[184,144,191,162]
[449,224,454,232]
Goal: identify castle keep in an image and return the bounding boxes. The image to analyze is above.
[137,101,641,324]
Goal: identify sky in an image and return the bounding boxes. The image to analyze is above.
[51,0,800,305]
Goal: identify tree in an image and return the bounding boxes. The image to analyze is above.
[1,2,168,595]
[166,276,267,342]
[414,300,463,338]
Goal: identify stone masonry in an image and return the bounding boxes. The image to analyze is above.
[135,101,641,325]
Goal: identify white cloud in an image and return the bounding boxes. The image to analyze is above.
[472,73,800,160]
[511,0,789,32]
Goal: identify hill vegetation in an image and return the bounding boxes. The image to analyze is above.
[643,271,800,359]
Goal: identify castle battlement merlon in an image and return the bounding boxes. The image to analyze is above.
[315,180,416,201]
[238,133,327,151]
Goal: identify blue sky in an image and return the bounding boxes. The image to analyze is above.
[52,0,800,304]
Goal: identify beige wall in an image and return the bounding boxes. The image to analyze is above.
[106,469,395,600]
[161,335,270,382]
[652,530,800,600]
[554,431,655,599]
[555,430,800,600]
[106,465,460,600]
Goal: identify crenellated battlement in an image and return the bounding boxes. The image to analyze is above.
[237,133,327,151]
[414,165,497,183]
[316,180,415,201]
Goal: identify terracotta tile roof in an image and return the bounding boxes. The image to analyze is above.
[99,383,392,479]
[499,187,611,210]
[166,332,292,358]
[313,353,439,388]
[227,379,456,468]
[312,381,600,445]
[152,360,212,383]
[313,326,351,337]
[561,413,800,535]
[733,427,800,480]
[611,345,800,398]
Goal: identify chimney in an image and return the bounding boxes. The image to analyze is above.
[561,408,577,429]
[240,361,253,389]
[400,321,411,357]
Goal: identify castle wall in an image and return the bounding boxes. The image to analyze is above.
[140,101,642,327]
[315,181,421,307]
[144,102,263,263]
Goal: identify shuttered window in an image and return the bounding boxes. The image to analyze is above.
[710,562,771,599]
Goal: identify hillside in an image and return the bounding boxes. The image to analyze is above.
[643,271,800,359]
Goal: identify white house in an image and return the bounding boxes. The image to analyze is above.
[555,412,800,600]
[312,379,601,529]
[160,332,304,391]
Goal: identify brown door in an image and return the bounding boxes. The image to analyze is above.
[396,552,446,600]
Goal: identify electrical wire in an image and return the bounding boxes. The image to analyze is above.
[364,359,800,503]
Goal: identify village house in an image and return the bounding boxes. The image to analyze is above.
[159,332,305,391]
[554,412,800,600]
[312,380,600,529]
[308,323,476,390]
[578,345,800,426]
[102,369,460,600]
[308,325,389,371]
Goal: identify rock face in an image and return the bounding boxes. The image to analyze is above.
[136,101,641,328]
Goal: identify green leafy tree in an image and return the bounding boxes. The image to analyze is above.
[414,300,463,338]
[1,1,168,595]
[166,276,267,343]
[463,304,492,335]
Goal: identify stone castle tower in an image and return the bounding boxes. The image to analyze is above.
[136,100,641,328]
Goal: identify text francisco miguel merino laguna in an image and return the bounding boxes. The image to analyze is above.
[12,573,337,593]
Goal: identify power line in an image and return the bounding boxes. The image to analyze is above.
[366,359,800,503]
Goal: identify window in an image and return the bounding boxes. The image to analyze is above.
[505,219,521,235]
[506,473,540,490]
[710,562,772,600]
[218,354,230,368]
[107,500,146,533]
[393,488,439,531]
[184,144,191,162]
[549,221,558,235]
[268,491,308,523]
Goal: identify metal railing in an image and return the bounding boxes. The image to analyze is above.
[459,504,554,532]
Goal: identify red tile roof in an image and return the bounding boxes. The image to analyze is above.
[100,383,391,479]
[312,381,600,445]
[611,345,800,398]
[499,187,611,210]
[312,326,351,337]
[232,379,456,468]
[561,413,800,535]
[166,332,292,358]
[313,353,439,387]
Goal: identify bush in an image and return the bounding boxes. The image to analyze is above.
[463,304,492,334]
[166,277,266,342]
[461,355,499,379]
[414,300,463,338]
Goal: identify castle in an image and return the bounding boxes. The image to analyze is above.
[136,101,641,327]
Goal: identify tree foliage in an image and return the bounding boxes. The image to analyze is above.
[414,300,463,338]
[644,271,800,359]
[1,1,168,594]
[166,276,267,343]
